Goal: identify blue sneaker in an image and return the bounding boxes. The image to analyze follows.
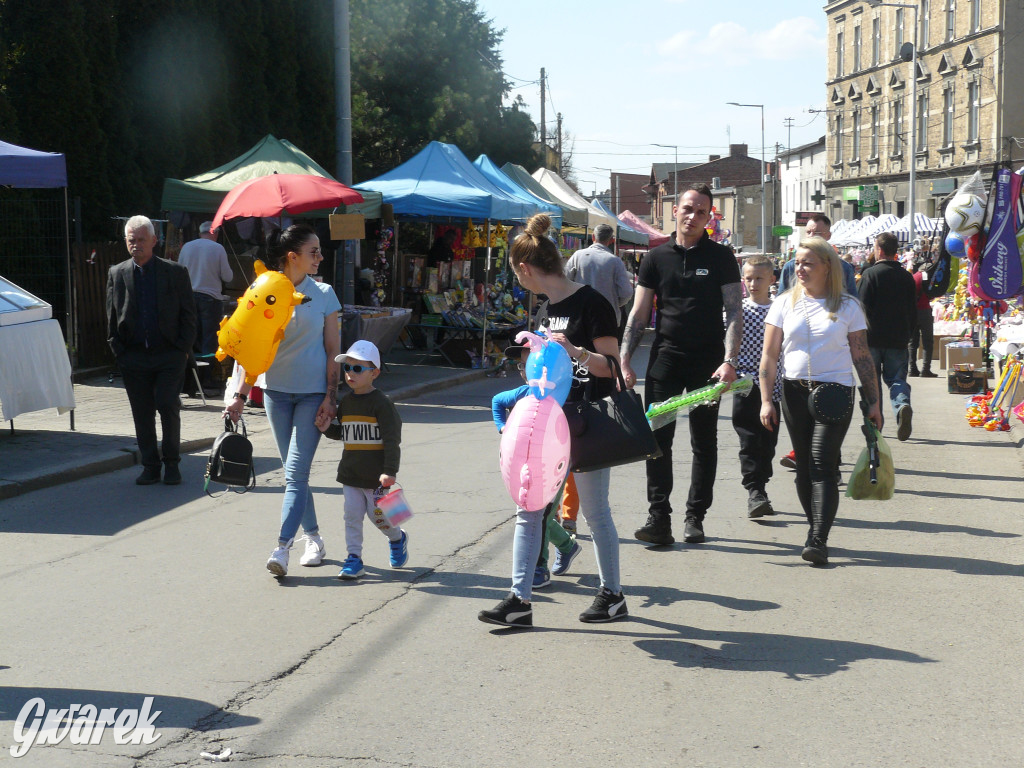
[338,554,365,580]
[389,530,409,568]
[533,566,551,590]
[551,539,582,576]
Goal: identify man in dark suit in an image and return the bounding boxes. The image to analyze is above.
[107,215,197,485]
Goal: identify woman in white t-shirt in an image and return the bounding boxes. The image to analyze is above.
[759,237,882,565]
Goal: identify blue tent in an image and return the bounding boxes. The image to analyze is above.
[356,141,538,222]
[0,139,67,188]
[472,155,562,230]
[591,199,649,246]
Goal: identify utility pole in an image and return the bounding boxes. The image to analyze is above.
[540,68,546,168]
[556,113,563,176]
[783,117,794,167]
[334,0,355,304]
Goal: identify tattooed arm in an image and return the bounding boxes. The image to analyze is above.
[711,282,744,386]
[849,329,883,430]
[620,285,654,388]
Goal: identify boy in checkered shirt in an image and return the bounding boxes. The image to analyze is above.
[733,255,782,518]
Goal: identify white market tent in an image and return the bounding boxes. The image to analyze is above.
[856,213,900,244]
[532,168,618,231]
[832,216,876,247]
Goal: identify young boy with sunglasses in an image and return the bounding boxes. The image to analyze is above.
[317,340,407,579]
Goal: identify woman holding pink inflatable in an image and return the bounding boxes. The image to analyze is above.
[478,213,627,628]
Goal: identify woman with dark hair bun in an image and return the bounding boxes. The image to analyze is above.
[478,214,628,628]
[224,223,341,577]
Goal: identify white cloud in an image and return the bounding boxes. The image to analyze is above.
[656,17,824,65]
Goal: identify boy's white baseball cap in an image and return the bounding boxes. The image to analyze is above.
[335,339,381,368]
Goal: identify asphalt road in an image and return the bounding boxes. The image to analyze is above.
[2,359,1022,767]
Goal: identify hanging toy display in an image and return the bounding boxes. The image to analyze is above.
[372,225,394,307]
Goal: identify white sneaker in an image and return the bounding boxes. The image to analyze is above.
[299,535,326,566]
[266,540,292,576]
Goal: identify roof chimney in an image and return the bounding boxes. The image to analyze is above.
[729,143,748,158]
[708,154,721,161]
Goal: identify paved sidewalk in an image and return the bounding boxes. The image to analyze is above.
[0,347,497,500]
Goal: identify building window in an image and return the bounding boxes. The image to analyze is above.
[853,25,862,71]
[921,0,930,47]
[946,0,956,41]
[967,80,980,142]
[895,9,905,53]
[871,105,879,157]
[893,98,905,155]
[836,30,844,77]
[943,87,954,146]
[917,92,928,150]
[970,0,981,32]
[852,109,861,160]
[872,17,880,65]
[835,115,844,163]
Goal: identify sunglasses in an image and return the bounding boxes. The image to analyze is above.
[343,364,375,373]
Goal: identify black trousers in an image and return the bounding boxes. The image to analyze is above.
[644,350,721,520]
[781,379,853,542]
[908,307,934,369]
[119,346,188,470]
[732,383,780,492]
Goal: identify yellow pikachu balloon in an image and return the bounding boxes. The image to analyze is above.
[215,260,310,385]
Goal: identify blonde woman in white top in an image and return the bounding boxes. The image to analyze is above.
[758,237,882,566]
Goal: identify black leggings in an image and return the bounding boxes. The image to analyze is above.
[781,380,854,543]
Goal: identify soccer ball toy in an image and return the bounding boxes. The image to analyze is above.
[944,193,986,236]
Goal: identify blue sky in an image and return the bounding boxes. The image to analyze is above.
[475,0,829,198]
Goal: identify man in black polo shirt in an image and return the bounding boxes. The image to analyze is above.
[621,184,743,545]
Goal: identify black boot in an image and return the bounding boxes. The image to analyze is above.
[909,364,920,377]
[635,513,674,546]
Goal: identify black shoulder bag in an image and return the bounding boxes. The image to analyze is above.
[562,355,662,473]
[204,417,256,496]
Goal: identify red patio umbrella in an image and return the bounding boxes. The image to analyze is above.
[211,173,364,232]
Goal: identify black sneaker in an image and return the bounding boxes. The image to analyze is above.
[683,516,705,543]
[635,514,674,546]
[747,491,772,519]
[478,592,533,628]
[801,537,829,565]
[897,405,913,441]
[909,367,920,377]
[579,587,629,623]
[920,369,938,378]
[136,467,161,485]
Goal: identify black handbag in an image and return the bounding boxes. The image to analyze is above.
[204,417,256,496]
[808,382,854,425]
[562,356,662,473]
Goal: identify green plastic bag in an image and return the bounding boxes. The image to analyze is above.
[845,425,895,500]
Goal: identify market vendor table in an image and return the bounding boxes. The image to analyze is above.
[340,307,412,361]
[0,318,75,427]
[402,322,524,367]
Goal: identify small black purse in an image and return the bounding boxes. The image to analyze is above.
[808,382,854,424]
[204,417,256,496]
[562,355,662,473]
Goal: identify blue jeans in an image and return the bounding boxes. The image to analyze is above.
[264,390,323,545]
[193,293,225,356]
[511,467,619,601]
[870,347,912,416]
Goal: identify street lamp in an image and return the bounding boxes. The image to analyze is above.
[867,0,918,243]
[652,143,678,230]
[727,102,767,250]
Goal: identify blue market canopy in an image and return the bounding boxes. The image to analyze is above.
[501,163,588,228]
[357,141,538,223]
[472,154,562,230]
[591,199,649,246]
[0,139,67,188]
